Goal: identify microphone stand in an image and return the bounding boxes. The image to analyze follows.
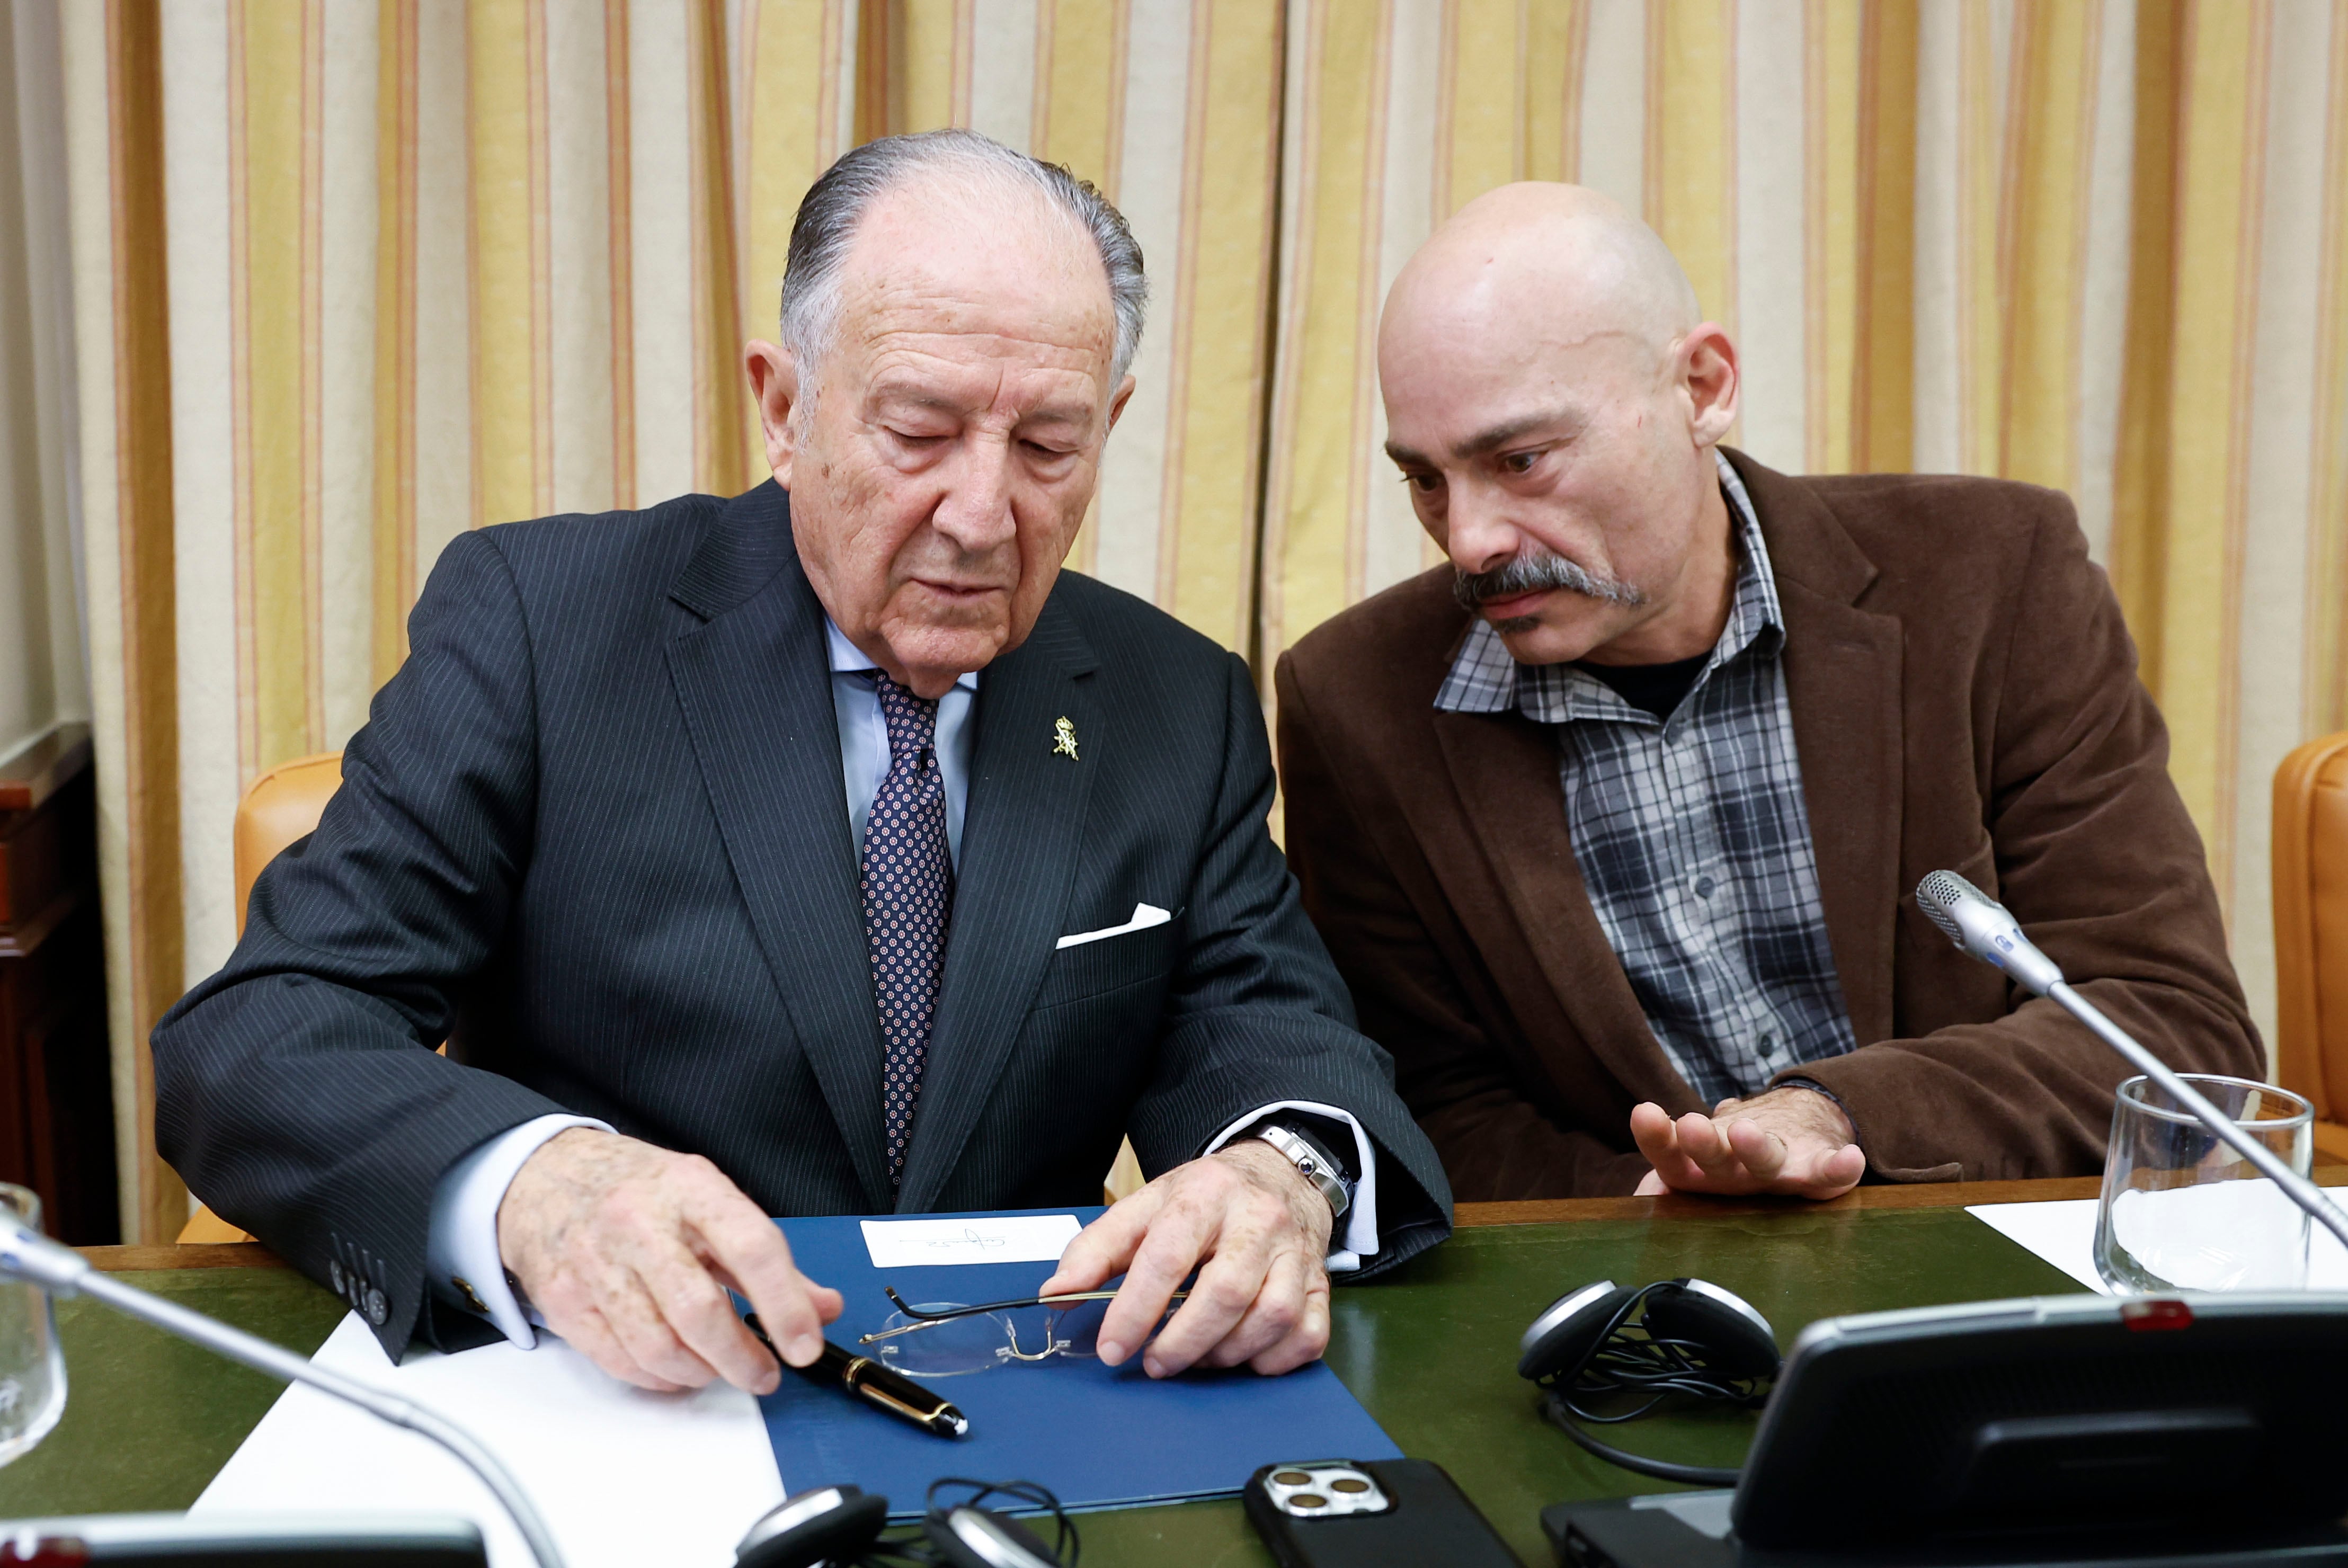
[2045,978,2348,1258]
[1916,870,2348,1259]
[0,1218,566,1568]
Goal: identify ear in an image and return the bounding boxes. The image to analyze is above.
[1104,372,1138,435]
[1677,324,1740,448]
[744,340,804,485]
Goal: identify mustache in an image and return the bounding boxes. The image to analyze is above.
[1452,549,1647,612]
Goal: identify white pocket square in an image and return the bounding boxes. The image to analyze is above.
[1055,903,1172,950]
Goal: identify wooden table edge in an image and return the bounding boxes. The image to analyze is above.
[1454,1167,2348,1227]
[81,1241,288,1272]
[1455,1175,2098,1226]
[79,1169,2347,1268]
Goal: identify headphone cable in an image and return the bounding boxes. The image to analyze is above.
[1540,1388,1744,1488]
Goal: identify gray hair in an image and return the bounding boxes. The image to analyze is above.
[780,128,1148,389]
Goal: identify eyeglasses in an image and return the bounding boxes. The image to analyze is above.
[857,1286,1190,1378]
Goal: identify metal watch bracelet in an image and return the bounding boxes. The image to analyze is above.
[1251,1122,1350,1222]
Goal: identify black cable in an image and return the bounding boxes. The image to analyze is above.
[1542,1389,1745,1488]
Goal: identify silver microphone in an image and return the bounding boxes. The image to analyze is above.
[0,1214,566,1568]
[1915,870,2065,996]
[1915,871,2348,1258]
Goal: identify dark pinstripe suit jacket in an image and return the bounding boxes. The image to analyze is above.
[152,482,1453,1356]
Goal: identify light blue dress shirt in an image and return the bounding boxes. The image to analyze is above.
[823,616,981,864]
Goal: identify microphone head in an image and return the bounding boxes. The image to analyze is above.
[1913,870,2065,996]
[1915,869,1985,947]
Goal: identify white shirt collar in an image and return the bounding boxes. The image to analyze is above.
[822,616,981,692]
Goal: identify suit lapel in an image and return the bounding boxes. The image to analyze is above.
[893,600,1099,1211]
[1431,708,1705,1113]
[665,483,894,1209]
[1726,450,1906,1049]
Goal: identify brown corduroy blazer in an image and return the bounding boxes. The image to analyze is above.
[1274,449,2262,1200]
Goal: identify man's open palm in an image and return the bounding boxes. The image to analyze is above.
[1631,1087,1864,1200]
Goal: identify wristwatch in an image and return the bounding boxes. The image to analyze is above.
[1251,1122,1351,1222]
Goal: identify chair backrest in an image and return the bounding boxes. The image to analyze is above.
[2273,731,2348,1121]
[233,752,343,940]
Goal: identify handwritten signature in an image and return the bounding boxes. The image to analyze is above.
[923,1228,1011,1252]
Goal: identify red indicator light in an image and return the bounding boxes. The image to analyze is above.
[0,1538,93,1565]
[2119,1298,2195,1332]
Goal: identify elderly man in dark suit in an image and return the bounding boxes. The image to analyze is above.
[1277,182,2258,1202]
[154,129,1450,1395]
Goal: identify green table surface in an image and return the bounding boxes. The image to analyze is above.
[0,1188,2092,1566]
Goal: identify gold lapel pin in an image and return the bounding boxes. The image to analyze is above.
[1052,716,1080,760]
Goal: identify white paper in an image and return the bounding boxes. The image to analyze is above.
[1968,1183,2348,1295]
[1054,903,1172,949]
[859,1213,1083,1269]
[193,1314,782,1568]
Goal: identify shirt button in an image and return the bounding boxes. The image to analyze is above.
[1758,1034,1778,1057]
[1695,876,1716,898]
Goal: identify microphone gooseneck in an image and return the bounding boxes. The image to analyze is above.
[1915,871,2348,1259]
[0,1218,567,1568]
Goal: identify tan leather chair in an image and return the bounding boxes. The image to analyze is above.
[229,753,345,942]
[179,753,344,1243]
[2274,730,2348,1164]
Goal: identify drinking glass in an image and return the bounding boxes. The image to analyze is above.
[2094,1075,2314,1294]
[0,1183,67,1465]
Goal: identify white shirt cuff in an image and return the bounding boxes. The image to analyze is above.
[426,1113,613,1347]
[1204,1101,1380,1273]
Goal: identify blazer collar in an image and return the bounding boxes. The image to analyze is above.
[1719,447,1905,1048]
[669,480,800,620]
[1720,446,1879,607]
[666,484,896,1207]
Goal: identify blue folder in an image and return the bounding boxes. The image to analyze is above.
[755,1207,1401,1516]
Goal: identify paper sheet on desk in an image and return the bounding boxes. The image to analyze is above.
[1968,1182,2348,1294]
[860,1213,1081,1269]
[192,1314,782,1568]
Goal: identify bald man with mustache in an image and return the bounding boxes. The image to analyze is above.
[1275,183,2259,1201]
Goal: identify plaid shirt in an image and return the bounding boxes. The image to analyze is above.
[1433,453,1857,1106]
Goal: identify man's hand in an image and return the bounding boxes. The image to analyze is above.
[1037,1140,1335,1379]
[1630,1086,1864,1200]
[497,1128,842,1394]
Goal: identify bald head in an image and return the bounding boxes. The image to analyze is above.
[1376,182,1742,670]
[1384,183,1699,375]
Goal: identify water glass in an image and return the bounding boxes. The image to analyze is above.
[0,1184,66,1465]
[2094,1075,2314,1294]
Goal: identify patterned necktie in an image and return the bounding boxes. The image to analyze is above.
[862,674,955,1187]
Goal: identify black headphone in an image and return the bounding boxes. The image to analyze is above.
[1516,1277,1781,1487]
[734,1477,1079,1568]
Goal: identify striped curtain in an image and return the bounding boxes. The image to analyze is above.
[48,0,2348,1240]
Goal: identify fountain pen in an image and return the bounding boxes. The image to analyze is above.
[744,1313,970,1439]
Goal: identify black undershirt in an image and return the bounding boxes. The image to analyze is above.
[1572,651,1712,719]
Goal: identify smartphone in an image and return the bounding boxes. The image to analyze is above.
[1243,1458,1524,1568]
